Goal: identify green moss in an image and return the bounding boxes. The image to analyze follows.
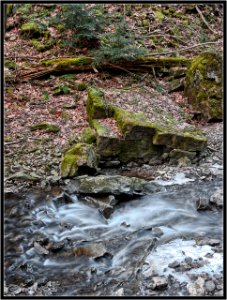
[137,56,191,67]
[5,135,13,142]
[16,4,32,14]
[185,52,223,120]
[113,107,160,138]
[41,56,94,71]
[153,130,207,151]
[77,82,87,91]
[60,143,99,177]
[31,38,55,52]
[30,122,60,133]
[155,10,165,20]
[80,127,97,144]
[20,21,46,38]
[87,87,115,123]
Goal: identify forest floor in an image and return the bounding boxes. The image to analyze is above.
[4,3,223,191]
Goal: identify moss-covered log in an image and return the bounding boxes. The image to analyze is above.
[17,56,192,81]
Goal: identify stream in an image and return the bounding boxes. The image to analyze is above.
[4,176,223,296]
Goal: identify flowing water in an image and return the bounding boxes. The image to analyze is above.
[4,177,223,296]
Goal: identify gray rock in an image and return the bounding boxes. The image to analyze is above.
[100,160,121,167]
[53,192,75,208]
[34,242,49,255]
[65,175,164,196]
[210,189,223,207]
[168,260,180,268]
[187,277,205,296]
[152,227,164,237]
[151,276,168,290]
[205,280,216,292]
[196,197,210,210]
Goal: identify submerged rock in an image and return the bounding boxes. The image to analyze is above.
[84,195,117,218]
[64,175,164,196]
[74,242,108,258]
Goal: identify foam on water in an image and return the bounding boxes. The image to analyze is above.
[155,172,195,186]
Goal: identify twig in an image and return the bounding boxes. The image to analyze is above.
[195,5,218,35]
[4,55,43,60]
[146,41,222,56]
[4,139,25,145]
[146,33,188,46]
[207,146,218,152]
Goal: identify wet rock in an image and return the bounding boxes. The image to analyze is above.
[187,277,205,296]
[150,276,168,290]
[184,257,193,265]
[47,241,65,252]
[53,192,75,208]
[196,197,210,210]
[84,195,117,218]
[114,287,124,296]
[34,242,49,255]
[65,175,164,196]
[121,221,130,228]
[74,242,108,258]
[210,189,223,207]
[168,260,180,268]
[37,277,49,287]
[99,160,121,167]
[205,280,216,292]
[152,227,164,237]
[8,285,23,295]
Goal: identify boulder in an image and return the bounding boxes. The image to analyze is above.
[185,52,223,121]
[86,87,114,122]
[153,130,207,151]
[60,143,99,177]
[64,175,164,195]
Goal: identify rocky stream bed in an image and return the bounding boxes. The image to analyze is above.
[4,123,224,297]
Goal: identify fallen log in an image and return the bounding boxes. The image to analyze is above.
[14,56,192,81]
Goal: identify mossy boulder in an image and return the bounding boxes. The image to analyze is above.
[184,52,223,121]
[87,87,114,123]
[30,122,60,133]
[92,118,163,162]
[114,107,159,139]
[60,143,99,177]
[85,87,207,163]
[80,127,97,144]
[92,119,122,157]
[153,129,207,151]
[20,21,47,38]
